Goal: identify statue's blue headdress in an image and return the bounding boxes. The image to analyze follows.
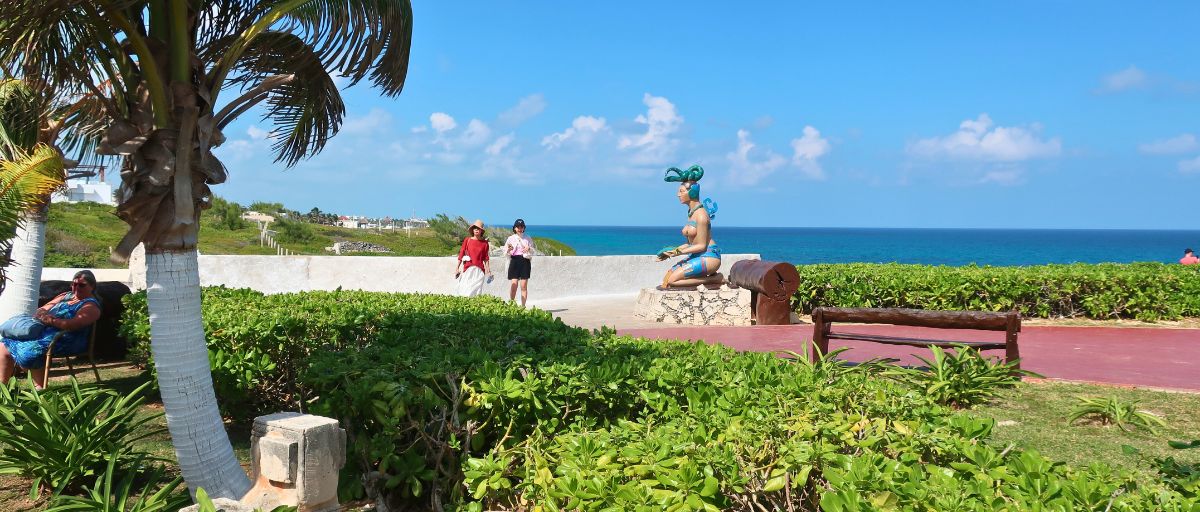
[664,164,717,219]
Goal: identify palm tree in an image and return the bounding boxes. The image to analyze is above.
[0,78,105,321]
[0,1,413,498]
[0,143,67,292]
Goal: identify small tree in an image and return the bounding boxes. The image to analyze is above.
[0,0,414,498]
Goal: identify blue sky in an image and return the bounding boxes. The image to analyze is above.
[210,2,1200,229]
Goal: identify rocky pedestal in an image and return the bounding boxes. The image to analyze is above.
[634,285,752,326]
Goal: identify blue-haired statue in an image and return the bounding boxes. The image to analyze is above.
[656,164,724,289]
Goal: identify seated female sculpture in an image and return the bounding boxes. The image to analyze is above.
[0,270,101,388]
[657,165,723,289]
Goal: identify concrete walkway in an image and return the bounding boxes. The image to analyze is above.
[531,294,1200,391]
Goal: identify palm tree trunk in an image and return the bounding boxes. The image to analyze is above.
[0,207,47,319]
[145,249,250,498]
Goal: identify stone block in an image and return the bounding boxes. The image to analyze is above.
[242,413,346,512]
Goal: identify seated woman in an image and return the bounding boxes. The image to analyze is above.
[0,270,101,388]
[657,165,723,289]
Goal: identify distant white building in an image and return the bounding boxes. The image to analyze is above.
[241,211,275,224]
[338,215,366,229]
[404,217,428,229]
[52,180,115,205]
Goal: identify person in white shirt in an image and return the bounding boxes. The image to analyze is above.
[504,219,534,306]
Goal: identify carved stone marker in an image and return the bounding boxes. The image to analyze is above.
[240,412,347,512]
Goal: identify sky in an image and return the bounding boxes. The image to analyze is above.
[204,1,1200,229]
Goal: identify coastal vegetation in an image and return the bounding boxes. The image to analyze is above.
[43,201,574,268]
[794,262,1200,321]
[101,288,1200,511]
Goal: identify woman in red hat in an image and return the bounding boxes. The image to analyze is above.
[455,220,493,296]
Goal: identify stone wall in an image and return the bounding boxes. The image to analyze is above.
[46,252,761,301]
[634,286,753,326]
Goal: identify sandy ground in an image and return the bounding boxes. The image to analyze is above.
[527,294,662,330]
[528,293,1200,331]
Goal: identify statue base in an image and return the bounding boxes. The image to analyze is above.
[635,284,752,326]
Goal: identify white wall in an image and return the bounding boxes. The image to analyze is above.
[42,267,132,283]
[195,254,761,300]
[45,254,761,300]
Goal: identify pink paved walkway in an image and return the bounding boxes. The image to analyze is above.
[620,325,1200,391]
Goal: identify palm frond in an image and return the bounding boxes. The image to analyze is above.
[0,145,64,261]
[274,0,413,95]
[52,92,113,167]
[224,30,344,166]
[0,0,138,124]
[195,1,271,61]
[0,1,126,100]
[0,79,46,160]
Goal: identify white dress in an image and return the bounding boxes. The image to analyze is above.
[456,259,486,297]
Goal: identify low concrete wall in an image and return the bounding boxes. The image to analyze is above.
[47,253,761,301]
[42,267,132,283]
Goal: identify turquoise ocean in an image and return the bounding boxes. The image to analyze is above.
[529,226,1200,266]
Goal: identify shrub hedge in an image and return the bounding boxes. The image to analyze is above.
[120,289,1200,510]
[793,262,1200,321]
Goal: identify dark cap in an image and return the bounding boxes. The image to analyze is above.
[513,218,526,229]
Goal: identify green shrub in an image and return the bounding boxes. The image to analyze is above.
[45,453,189,512]
[0,379,162,498]
[1071,396,1168,432]
[794,262,1200,321]
[886,345,1034,408]
[273,218,316,243]
[119,289,1200,510]
[207,196,248,231]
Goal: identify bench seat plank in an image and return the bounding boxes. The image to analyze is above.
[811,306,1022,368]
[827,331,1006,350]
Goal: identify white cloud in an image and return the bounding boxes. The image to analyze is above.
[486,134,515,156]
[790,126,831,180]
[430,112,457,133]
[216,125,271,160]
[342,108,392,135]
[726,129,786,185]
[1098,65,1147,93]
[542,116,609,149]
[461,119,492,147]
[410,126,428,133]
[1179,155,1200,174]
[907,114,1061,162]
[498,94,547,126]
[246,125,269,140]
[618,93,684,164]
[1139,134,1198,155]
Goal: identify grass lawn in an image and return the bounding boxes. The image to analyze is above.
[970,380,1200,479]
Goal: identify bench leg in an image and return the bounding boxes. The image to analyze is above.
[1005,313,1021,372]
[811,309,830,362]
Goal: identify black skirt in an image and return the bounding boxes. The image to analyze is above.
[507,256,532,280]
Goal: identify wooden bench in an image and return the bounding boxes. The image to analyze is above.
[811,307,1022,368]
